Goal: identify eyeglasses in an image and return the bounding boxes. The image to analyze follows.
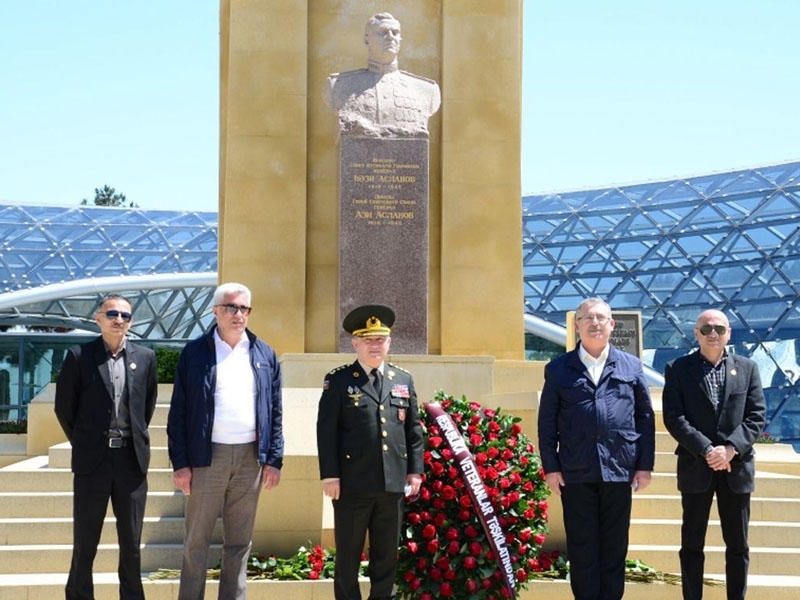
[698,324,728,336]
[104,310,132,322]
[215,304,252,316]
[576,315,611,324]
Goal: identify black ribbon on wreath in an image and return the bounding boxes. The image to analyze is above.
[425,402,517,599]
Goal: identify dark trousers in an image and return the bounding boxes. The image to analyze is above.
[680,472,750,600]
[561,482,632,600]
[332,492,403,600]
[66,444,147,600]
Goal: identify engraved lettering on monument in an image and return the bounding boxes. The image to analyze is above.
[324,13,440,353]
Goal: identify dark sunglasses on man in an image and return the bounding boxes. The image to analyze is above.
[697,324,727,336]
[104,310,132,322]
[215,304,252,316]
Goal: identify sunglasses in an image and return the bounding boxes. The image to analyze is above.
[216,303,252,316]
[698,324,728,336]
[104,310,132,322]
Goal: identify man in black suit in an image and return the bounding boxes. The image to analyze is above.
[317,305,424,600]
[55,294,158,600]
[663,309,766,600]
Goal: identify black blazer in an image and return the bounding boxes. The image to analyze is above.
[317,360,424,494]
[662,352,766,494]
[55,336,158,475]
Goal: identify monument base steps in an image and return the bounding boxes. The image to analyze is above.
[2,379,800,598]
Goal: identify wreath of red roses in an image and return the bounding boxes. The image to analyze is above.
[396,391,557,600]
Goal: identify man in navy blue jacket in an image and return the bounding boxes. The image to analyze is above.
[167,282,284,600]
[538,297,655,600]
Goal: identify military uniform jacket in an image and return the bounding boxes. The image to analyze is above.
[317,360,424,494]
[324,68,441,137]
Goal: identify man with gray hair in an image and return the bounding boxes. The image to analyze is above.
[538,297,655,600]
[168,282,284,599]
[324,12,441,137]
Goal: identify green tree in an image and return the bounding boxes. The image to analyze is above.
[81,184,138,208]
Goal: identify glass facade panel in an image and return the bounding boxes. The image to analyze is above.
[0,204,218,420]
[523,161,800,447]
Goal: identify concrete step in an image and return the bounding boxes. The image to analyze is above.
[628,543,800,577]
[0,543,219,574]
[0,464,177,492]
[632,494,800,521]
[48,443,174,470]
[0,491,185,519]
[630,518,800,548]
[0,516,221,546]
[0,573,797,600]
[638,471,800,498]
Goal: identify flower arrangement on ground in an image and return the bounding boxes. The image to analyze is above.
[395,391,556,600]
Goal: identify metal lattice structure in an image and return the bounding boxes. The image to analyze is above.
[523,161,800,442]
[0,204,218,339]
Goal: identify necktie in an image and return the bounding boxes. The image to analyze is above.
[371,368,383,398]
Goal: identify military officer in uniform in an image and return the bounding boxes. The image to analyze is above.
[317,304,425,600]
[323,12,441,137]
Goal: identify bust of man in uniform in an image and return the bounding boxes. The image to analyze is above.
[323,12,441,138]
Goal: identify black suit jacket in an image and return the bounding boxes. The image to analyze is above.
[662,351,766,494]
[55,337,158,475]
[317,360,424,494]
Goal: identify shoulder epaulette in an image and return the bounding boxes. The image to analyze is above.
[399,70,438,85]
[387,362,410,374]
[326,364,350,376]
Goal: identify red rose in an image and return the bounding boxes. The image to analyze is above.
[422,524,436,539]
[463,556,477,569]
[439,582,454,597]
[428,436,443,448]
[445,527,459,541]
[466,578,480,593]
[406,541,418,554]
[441,485,456,500]
[533,533,546,546]
[469,541,483,556]
[426,539,439,554]
[410,578,422,591]
[469,433,483,446]
[446,541,460,555]
[465,525,480,538]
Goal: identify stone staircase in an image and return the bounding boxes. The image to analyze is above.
[1,390,800,599]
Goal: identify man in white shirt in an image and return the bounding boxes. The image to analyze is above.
[168,282,284,599]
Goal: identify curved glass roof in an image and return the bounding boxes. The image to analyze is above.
[0,204,218,340]
[523,161,800,443]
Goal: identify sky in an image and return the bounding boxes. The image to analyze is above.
[1,1,798,212]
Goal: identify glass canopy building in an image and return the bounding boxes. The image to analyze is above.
[523,161,800,445]
[2,160,799,445]
[0,204,218,419]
